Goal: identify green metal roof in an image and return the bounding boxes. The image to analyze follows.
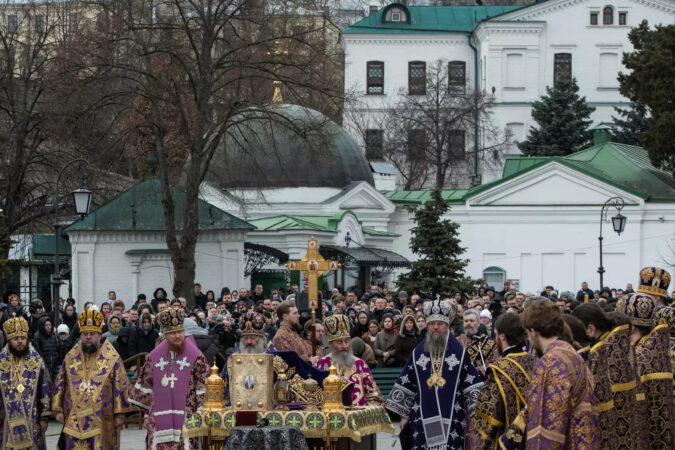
[32,234,71,257]
[248,212,399,236]
[64,178,255,232]
[383,189,470,206]
[500,142,675,202]
[385,141,675,205]
[343,5,526,35]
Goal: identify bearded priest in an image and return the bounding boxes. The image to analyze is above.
[314,314,383,406]
[387,300,484,450]
[130,307,210,449]
[53,309,131,449]
[0,315,52,449]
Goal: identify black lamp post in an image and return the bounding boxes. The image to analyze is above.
[598,196,626,289]
[52,159,91,326]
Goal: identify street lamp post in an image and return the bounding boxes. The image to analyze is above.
[598,196,627,289]
[52,159,91,326]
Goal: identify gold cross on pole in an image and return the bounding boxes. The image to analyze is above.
[266,40,290,104]
[285,237,340,311]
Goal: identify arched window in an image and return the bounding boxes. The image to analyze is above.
[385,7,407,23]
[603,6,613,25]
[483,266,506,287]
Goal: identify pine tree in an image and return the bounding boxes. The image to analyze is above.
[518,77,595,156]
[611,102,648,146]
[397,190,471,299]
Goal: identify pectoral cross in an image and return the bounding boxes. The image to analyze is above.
[162,373,178,388]
[285,236,340,355]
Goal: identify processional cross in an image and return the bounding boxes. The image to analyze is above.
[285,237,341,355]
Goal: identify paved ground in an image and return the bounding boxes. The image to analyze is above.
[45,420,402,449]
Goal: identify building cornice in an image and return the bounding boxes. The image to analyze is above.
[474,21,545,41]
[343,35,469,47]
[487,0,673,22]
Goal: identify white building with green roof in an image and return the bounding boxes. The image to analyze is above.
[342,1,674,186]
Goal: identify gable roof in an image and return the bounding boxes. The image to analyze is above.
[385,141,675,205]
[64,178,254,232]
[343,5,526,35]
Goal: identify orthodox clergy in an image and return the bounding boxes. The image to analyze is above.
[571,303,618,449]
[618,284,674,449]
[0,315,52,449]
[456,309,498,375]
[236,311,272,354]
[272,300,314,362]
[654,305,675,393]
[474,312,536,449]
[53,309,131,450]
[314,314,383,406]
[386,300,483,450]
[130,307,210,449]
[520,300,600,449]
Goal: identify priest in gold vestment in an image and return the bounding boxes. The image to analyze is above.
[457,309,498,375]
[475,312,536,449]
[53,310,131,450]
[617,283,674,449]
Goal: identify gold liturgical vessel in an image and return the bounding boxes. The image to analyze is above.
[204,362,226,412]
[321,364,344,413]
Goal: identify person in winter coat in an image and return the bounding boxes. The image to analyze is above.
[362,320,380,352]
[115,327,134,365]
[374,313,398,367]
[184,317,227,372]
[0,290,27,327]
[350,337,376,368]
[101,314,122,345]
[351,311,369,338]
[150,287,168,314]
[128,313,159,356]
[61,304,79,337]
[394,315,421,366]
[32,316,61,379]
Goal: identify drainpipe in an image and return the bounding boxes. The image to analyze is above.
[468,33,480,181]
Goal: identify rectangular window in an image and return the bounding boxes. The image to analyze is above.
[35,14,45,35]
[505,53,524,88]
[447,130,466,159]
[599,52,618,87]
[407,129,426,162]
[68,13,78,33]
[7,14,18,34]
[366,61,384,95]
[448,61,466,94]
[590,12,598,25]
[365,129,383,160]
[408,61,426,95]
[619,12,626,25]
[554,53,572,87]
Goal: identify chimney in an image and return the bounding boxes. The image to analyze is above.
[369,5,378,15]
[592,125,611,146]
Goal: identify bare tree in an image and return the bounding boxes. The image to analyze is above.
[64,0,343,305]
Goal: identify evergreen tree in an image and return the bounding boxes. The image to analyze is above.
[518,77,595,156]
[397,190,471,299]
[619,21,675,176]
[611,102,648,146]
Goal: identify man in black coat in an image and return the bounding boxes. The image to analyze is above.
[129,313,159,356]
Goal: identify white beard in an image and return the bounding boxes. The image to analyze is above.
[238,337,268,354]
[331,348,355,370]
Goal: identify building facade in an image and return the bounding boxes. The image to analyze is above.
[342,0,675,187]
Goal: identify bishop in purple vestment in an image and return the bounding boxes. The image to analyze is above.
[130,308,209,450]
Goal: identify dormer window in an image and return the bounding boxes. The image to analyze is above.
[386,8,406,22]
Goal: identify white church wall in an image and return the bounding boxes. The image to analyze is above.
[67,230,247,310]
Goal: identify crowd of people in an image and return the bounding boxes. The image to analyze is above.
[0,266,672,449]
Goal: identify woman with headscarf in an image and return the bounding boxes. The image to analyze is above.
[374,312,398,367]
[351,310,369,338]
[394,315,420,366]
[101,314,122,345]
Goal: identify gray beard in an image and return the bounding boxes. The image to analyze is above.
[239,338,267,354]
[331,348,355,370]
[424,330,448,355]
[465,327,478,337]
